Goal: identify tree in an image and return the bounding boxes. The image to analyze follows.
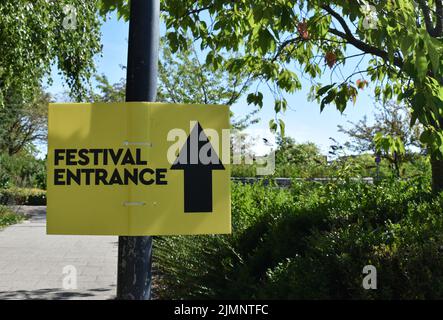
[0,1,102,107]
[0,87,50,156]
[101,1,443,191]
[339,100,424,176]
[275,135,324,167]
[90,74,126,103]
[158,40,253,107]
[274,135,326,177]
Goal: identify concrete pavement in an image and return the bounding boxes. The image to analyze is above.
[0,206,118,300]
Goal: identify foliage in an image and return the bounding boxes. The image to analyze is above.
[339,100,423,176]
[0,87,49,156]
[90,74,126,103]
[231,136,430,179]
[158,39,252,107]
[145,1,443,156]
[91,38,258,130]
[340,101,423,154]
[0,205,23,228]
[0,187,46,206]
[231,164,258,178]
[0,1,102,105]
[230,137,329,178]
[153,177,443,299]
[0,150,46,189]
[274,135,326,176]
[373,133,406,176]
[99,0,130,21]
[345,152,430,180]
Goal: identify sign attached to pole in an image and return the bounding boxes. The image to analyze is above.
[47,102,231,236]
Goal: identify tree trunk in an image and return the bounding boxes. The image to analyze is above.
[431,155,443,193]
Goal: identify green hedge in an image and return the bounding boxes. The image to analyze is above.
[0,152,46,189]
[0,187,46,205]
[0,205,23,228]
[153,177,443,299]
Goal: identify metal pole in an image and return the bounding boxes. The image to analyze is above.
[117,0,160,300]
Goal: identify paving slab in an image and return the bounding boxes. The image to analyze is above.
[0,206,118,300]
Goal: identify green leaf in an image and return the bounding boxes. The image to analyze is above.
[247,92,264,108]
[274,100,281,113]
[320,90,336,112]
[269,119,278,132]
[400,35,414,58]
[428,42,440,75]
[415,49,428,81]
[278,119,285,136]
[316,83,336,97]
[420,130,433,144]
[258,28,274,54]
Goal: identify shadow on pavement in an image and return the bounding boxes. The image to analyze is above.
[0,286,116,300]
[10,206,47,223]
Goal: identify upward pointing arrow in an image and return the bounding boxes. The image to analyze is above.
[171,122,225,212]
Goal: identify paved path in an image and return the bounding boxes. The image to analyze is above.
[0,206,118,300]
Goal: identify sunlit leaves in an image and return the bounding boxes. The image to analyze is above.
[419,128,443,158]
[0,0,102,105]
[99,0,130,21]
[316,83,335,97]
[102,0,443,153]
[247,92,264,108]
[415,47,429,82]
[277,70,300,93]
[257,28,275,54]
[374,132,406,158]
[317,83,357,113]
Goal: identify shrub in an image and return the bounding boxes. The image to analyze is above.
[0,151,46,189]
[0,187,46,205]
[0,205,23,228]
[153,177,443,299]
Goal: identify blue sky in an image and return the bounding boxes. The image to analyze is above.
[46,12,376,156]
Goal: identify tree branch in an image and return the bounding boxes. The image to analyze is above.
[434,0,443,37]
[418,0,443,37]
[321,5,354,36]
[183,6,212,18]
[322,4,404,68]
[418,0,435,33]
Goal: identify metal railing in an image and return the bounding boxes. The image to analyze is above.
[231,177,374,187]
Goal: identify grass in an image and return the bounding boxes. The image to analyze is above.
[0,205,23,228]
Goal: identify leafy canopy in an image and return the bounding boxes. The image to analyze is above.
[339,100,423,163]
[0,86,49,156]
[0,0,102,105]
[89,37,258,130]
[162,1,443,151]
[101,0,443,156]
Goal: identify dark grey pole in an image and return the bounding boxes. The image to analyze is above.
[117,0,160,300]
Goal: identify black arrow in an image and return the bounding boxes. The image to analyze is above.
[171,122,225,212]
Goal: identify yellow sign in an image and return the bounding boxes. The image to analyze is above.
[47,102,231,236]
